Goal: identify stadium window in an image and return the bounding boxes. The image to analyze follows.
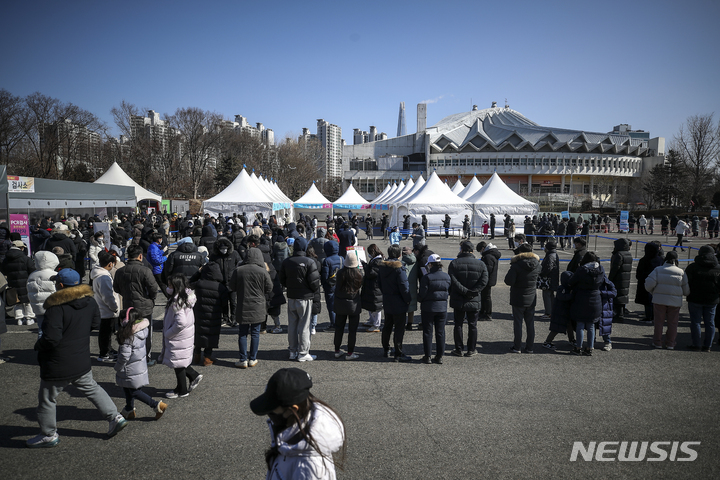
[482,158,489,166]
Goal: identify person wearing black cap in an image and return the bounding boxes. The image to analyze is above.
[250,368,346,478]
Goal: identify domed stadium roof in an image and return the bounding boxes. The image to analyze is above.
[428,106,650,156]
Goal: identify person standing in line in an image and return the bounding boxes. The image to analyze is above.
[410,222,425,249]
[421,214,428,235]
[208,236,241,327]
[568,252,605,356]
[504,243,541,354]
[147,234,169,298]
[638,215,648,235]
[365,215,374,240]
[333,250,364,360]
[389,226,401,245]
[2,240,36,325]
[449,240,488,357]
[683,245,720,351]
[114,308,167,420]
[608,238,633,324]
[360,244,384,333]
[190,262,228,366]
[337,223,355,259]
[645,251,689,350]
[477,242,501,321]
[321,241,342,333]
[402,215,411,240]
[542,271,576,350]
[159,274,202,398]
[27,251,60,335]
[231,248,272,368]
[674,218,688,252]
[378,244,412,362]
[597,274,617,351]
[418,254,451,364]
[114,245,158,366]
[462,215,471,239]
[26,268,128,448]
[90,251,120,362]
[635,241,664,324]
[278,237,320,362]
[538,241,560,320]
[381,214,389,240]
[489,213,496,240]
[566,237,587,273]
[306,246,322,335]
[443,214,451,238]
[402,246,419,330]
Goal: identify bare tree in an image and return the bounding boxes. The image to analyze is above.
[0,89,25,165]
[276,135,325,199]
[674,113,720,203]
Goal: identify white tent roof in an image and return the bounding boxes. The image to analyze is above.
[451,179,465,195]
[458,176,483,200]
[372,183,395,205]
[270,180,293,203]
[468,172,539,207]
[382,179,413,206]
[94,162,162,203]
[372,183,392,202]
[392,176,426,205]
[203,168,276,217]
[295,183,332,207]
[403,172,468,206]
[392,172,472,228]
[334,184,370,209]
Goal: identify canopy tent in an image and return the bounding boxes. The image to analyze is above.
[94,162,162,205]
[333,183,370,211]
[390,175,426,206]
[203,169,276,218]
[371,182,397,210]
[451,179,465,195]
[467,172,539,231]
[370,183,392,207]
[250,173,294,218]
[392,172,472,229]
[458,176,483,200]
[380,179,413,209]
[294,183,333,219]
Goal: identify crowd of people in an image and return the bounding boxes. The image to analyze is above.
[1,208,719,451]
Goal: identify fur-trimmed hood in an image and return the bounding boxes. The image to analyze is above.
[43,284,94,310]
[380,259,403,269]
[511,252,539,263]
[511,252,540,271]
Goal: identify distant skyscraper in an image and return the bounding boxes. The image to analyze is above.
[397,102,406,137]
[317,119,342,179]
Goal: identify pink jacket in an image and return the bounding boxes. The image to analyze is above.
[159,289,196,368]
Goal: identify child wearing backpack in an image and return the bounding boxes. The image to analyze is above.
[115,308,167,419]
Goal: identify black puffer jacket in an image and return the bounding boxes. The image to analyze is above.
[334,267,364,315]
[1,248,35,303]
[480,245,502,287]
[684,247,720,305]
[166,241,204,280]
[635,242,664,305]
[199,226,217,253]
[230,248,273,323]
[540,246,560,289]
[569,262,605,323]
[609,238,633,304]
[0,226,12,264]
[448,253,488,312]
[42,232,78,259]
[191,262,229,348]
[504,252,541,308]
[279,251,320,300]
[377,259,410,315]
[35,284,100,381]
[209,237,242,286]
[567,247,587,273]
[113,259,158,318]
[418,265,451,313]
[361,256,384,311]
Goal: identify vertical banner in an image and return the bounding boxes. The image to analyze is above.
[561,210,570,219]
[620,210,629,233]
[712,209,719,219]
[10,213,31,257]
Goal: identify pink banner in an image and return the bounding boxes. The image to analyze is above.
[10,213,31,256]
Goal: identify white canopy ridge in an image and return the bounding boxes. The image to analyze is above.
[94,161,162,204]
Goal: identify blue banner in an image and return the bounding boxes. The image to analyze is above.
[561,210,569,219]
[712,209,719,218]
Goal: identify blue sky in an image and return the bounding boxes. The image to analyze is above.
[2,0,718,143]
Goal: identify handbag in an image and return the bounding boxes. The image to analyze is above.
[536,276,551,291]
[6,287,19,306]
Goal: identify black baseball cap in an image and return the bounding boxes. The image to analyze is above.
[250,368,313,415]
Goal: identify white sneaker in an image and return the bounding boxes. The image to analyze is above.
[289,352,298,360]
[297,354,316,362]
[235,360,248,369]
[248,359,259,367]
[107,414,128,437]
[26,432,60,448]
[334,350,345,358]
[188,374,203,392]
[346,352,360,360]
[311,328,316,335]
[25,319,35,325]
[17,318,24,326]
[602,343,612,351]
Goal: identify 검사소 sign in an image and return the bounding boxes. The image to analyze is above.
[7,175,35,193]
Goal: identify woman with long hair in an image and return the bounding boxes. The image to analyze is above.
[360,244,384,332]
[333,250,364,359]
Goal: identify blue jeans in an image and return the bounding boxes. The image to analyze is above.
[576,322,595,350]
[238,323,261,361]
[324,290,336,326]
[688,302,717,348]
[311,314,318,330]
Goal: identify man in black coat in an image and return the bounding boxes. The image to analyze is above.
[165,239,204,280]
[566,238,588,273]
[337,223,355,258]
[209,237,242,326]
[443,214,451,238]
[448,241,488,356]
[380,214,388,240]
[2,241,36,324]
[489,213,496,239]
[504,243,542,353]
[279,237,320,362]
[609,238,633,323]
[477,241,501,321]
[41,226,77,267]
[27,268,127,448]
[378,244,411,362]
[114,245,158,364]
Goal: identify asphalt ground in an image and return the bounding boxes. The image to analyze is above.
[1,230,719,479]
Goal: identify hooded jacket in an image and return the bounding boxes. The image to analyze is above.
[27,251,60,316]
[360,256,384,312]
[645,263,689,308]
[147,241,167,275]
[279,245,321,301]
[199,225,217,253]
[549,271,574,333]
[333,267,364,316]
[568,262,605,323]
[230,248,273,324]
[540,245,560,289]
[337,228,356,257]
[113,259,158,318]
[160,289,196,369]
[166,240,204,280]
[609,238,633,304]
[191,262,229,346]
[90,265,120,319]
[42,232,77,259]
[566,246,587,273]
[402,251,419,312]
[480,244,502,287]
[635,242,664,305]
[418,264,451,313]
[310,233,329,263]
[1,248,35,303]
[449,252,489,311]
[35,284,100,381]
[377,258,411,314]
[599,276,617,336]
[114,319,150,389]
[683,246,720,305]
[504,252,541,308]
[321,241,342,292]
[272,241,290,272]
[209,237,242,286]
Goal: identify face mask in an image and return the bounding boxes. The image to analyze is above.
[267,412,289,429]
[513,241,519,248]
[98,238,104,244]
[166,286,174,295]
[219,247,228,254]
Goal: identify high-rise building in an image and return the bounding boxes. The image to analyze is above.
[316,119,342,179]
[40,117,102,174]
[397,102,407,137]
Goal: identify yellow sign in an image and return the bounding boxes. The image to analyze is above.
[7,175,35,193]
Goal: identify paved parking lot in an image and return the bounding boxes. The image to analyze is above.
[1,230,718,479]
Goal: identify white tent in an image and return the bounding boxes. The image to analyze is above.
[389,176,426,226]
[333,184,370,212]
[94,161,162,205]
[371,183,392,206]
[294,183,333,219]
[371,183,396,210]
[373,181,402,213]
[381,179,413,208]
[451,179,465,195]
[467,172,539,231]
[458,176,483,200]
[203,169,276,218]
[393,172,472,229]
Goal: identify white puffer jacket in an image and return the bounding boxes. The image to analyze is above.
[267,403,345,480]
[645,263,690,307]
[90,265,120,318]
[27,251,60,316]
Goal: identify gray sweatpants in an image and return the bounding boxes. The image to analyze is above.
[287,298,312,356]
[37,370,118,436]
